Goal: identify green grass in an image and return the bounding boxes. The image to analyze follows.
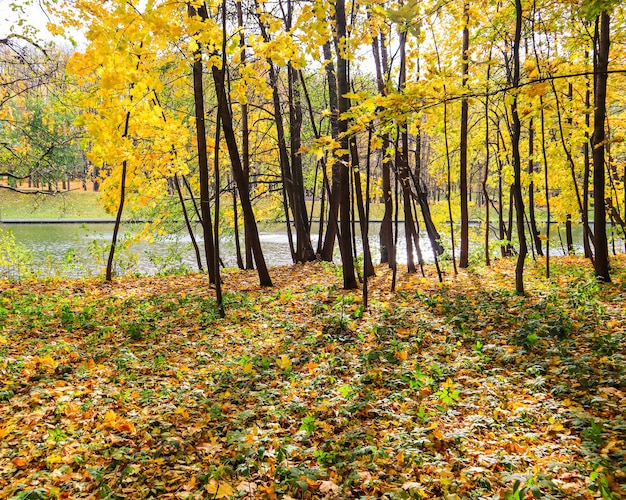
[0,190,109,220]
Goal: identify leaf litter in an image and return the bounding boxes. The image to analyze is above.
[0,256,625,499]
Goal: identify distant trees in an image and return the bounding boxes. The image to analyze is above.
[0,40,84,192]
[5,0,624,289]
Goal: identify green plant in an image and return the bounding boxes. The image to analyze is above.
[588,469,616,499]
[299,415,316,435]
[402,365,433,391]
[0,229,33,280]
[582,420,604,448]
[435,379,461,406]
[47,426,68,443]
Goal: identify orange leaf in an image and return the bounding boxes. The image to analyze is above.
[12,457,28,468]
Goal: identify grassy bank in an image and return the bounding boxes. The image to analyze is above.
[0,190,109,220]
[0,257,624,498]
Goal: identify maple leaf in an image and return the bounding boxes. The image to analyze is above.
[204,480,235,498]
[319,480,340,493]
[276,354,292,371]
[100,410,135,434]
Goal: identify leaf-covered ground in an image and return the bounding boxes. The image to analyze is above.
[0,257,625,499]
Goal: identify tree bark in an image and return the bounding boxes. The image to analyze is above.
[459,0,470,268]
[236,0,254,270]
[187,4,217,284]
[527,119,543,256]
[334,0,357,289]
[371,29,394,266]
[320,41,341,262]
[511,0,527,294]
[592,11,611,281]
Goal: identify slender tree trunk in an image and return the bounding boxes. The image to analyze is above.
[496,136,506,257]
[236,0,254,270]
[583,55,593,259]
[566,214,574,254]
[106,137,129,280]
[299,70,329,258]
[188,4,217,284]
[106,47,143,281]
[350,136,374,277]
[410,130,444,267]
[213,99,224,318]
[511,0,527,294]
[212,62,272,286]
[397,31,417,273]
[206,13,272,286]
[372,30,394,265]
[483,48,492,266]
[288,64,315,262]
[444,99,457,274]
[539,95,551,278]
[550,78,589,254]
[334,0,357,289]
[321,41,342,262]
[592,11,611,281]
[527,119,543,256]
[363,129,373,308]
[459,0,470,268]
[232,181,244,269]
[174,174,204,272]
[432,27,456,273]
[192,47,217,283]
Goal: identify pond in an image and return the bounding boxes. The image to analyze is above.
[0,220,621,278]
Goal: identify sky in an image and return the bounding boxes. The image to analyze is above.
[0,0,82,46]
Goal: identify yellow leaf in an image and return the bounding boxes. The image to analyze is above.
[175,406,190,420]
[276,355,292,371]
[204,479,236,498]
[102,410,118,429]
[46,453,63,466]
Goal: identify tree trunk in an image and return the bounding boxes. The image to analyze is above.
[527,120,543,256]
[236,0,254,270]
[334,0,357,289]
[372,30,394,265]
[205,11,272,287]
[174,174,204,272]
[592,11,611,281]
[483,47,492,266]
[213,94,224,318]
[350,136,374,278]
[397,31,417,273]
[190,30,217,284]
[459,0,470,268]
[511,0,527,294]
[288,63,316,262]
[539,95,551,278]
[583,55,593,259]
[566,214,574,254]
[320,41,341,262]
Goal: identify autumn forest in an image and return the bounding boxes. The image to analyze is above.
[1,0,625,498]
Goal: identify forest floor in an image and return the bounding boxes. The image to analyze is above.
[0,256,625,499]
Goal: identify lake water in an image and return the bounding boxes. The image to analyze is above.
[0,221,622,278]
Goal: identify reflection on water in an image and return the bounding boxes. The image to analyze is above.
[0,221,623,278]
